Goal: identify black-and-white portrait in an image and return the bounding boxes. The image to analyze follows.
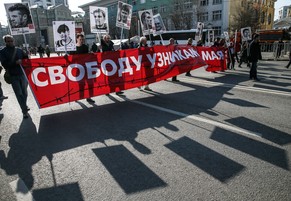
[90,6,109,33]
[116,1,132,30]
[152,14,166,36]
[4,3,35,35]
[241,27,252,41]
[138,9,154,35]
[53,21,76,52]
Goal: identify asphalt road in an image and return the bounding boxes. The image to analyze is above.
[0,59,291,201]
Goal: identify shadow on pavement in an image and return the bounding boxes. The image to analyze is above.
[1,70,290,197]
[165,136,245,182]
[210,127,289,170]
[92,145,167,194]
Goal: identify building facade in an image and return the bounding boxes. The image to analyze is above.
[79,0,277,40]
[22,0,68,9]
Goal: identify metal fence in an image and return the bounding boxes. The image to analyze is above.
[260,41,291,59]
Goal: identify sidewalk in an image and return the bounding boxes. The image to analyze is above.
[261,52,289,61]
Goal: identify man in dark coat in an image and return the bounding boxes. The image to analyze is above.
[0,35,29,118]
[248,34,262,81]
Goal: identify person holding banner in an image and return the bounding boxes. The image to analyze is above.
[101,35,124,95]
[169,38,179,82]
[185,38,193,76]
[137,37,152,91]
[0,35,29,118]
[70,34,95,103]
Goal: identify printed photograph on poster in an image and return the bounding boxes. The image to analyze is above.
[241,27,252,41]
[116,1,132,30]
[53,21,76,52]
[90,6,109,33]
[4,3,35,35]
[152,14,166,36]
[138,9,154,35]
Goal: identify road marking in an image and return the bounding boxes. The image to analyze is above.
[114,96,262,138]
[182,78,291,97]
[10,179,35,201]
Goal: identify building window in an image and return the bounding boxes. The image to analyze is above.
[212,26,221,36]
[213,0,222,5]
[212,10,222,21]
[160,5,166,13]
[184,0,192,9]
[152,6,158,14]
[200,0,209,6]
[175,2,181,10]
[198,12,208,21]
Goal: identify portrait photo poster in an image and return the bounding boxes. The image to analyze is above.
[116,1,133,30]
[53,21,76,52]
[138,9,154,36]
[4,2,35,35]
[152,13,166,36]
[89,6,109,34]
[241,27,252,42]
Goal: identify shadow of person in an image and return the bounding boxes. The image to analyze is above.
[0,118,42,190]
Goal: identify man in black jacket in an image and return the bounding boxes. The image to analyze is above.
[248,34,262,81]
[0,35,29,118]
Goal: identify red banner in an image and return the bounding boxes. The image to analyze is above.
[22,45,209,108]
[196,46,227,72]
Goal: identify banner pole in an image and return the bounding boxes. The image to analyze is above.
[22,32,30,58]
[120,27,124,49]
[159,34,164,45]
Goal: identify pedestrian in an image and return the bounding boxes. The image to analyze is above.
[168,38,179,82]
[0,65,8,101]
[248,34,262,81]
[37,44,44,58]
[70,34,95,103]
[101,34,124,95]
[227,42,235,70]
[0,35,30,118]
[285,45,291,68]
[137,36,152,91]
[185,38,193,76]
[276,39,284,59]
[91,42,98,53]
[45,45,51,57]
[238,41,250,68]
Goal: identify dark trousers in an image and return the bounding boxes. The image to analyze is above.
[11,74,28,114]
[250,61,258,79]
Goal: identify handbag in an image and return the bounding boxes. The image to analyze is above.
[4,71,11,84]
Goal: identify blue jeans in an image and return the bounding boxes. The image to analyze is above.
[10,74,28,114]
